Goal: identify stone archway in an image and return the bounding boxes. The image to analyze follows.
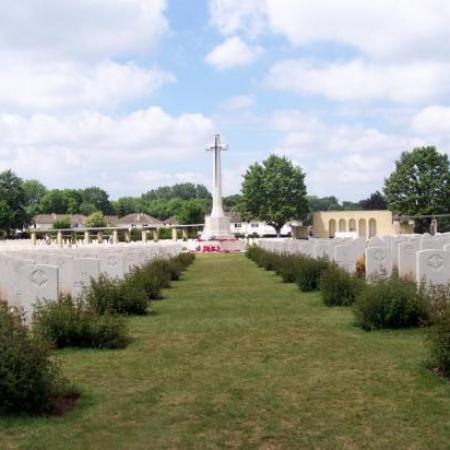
[358,218,367,237]
[368,218,377,237]
[338,218,346,232]
[349,218,356,232]
[329,219,336,238]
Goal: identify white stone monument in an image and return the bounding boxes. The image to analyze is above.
[201,134,233,240]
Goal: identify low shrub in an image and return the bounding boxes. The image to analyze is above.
[296,257,329,292]
[320,263,364,306]
[146,260,175,287]
[246,244,262,262]
[126,265,163,300]
[173,252,195,270]
[86,274,148,315]
[277,255,304,283]
[423,285,450,376]
[33,296,130,349]
[353,276,427,330]
[0,302,71,415]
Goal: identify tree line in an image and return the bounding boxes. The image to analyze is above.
[0,174,214,235]
[0,145,447,236]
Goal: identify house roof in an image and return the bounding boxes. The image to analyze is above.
[105,215,119,226]
[117,213,162,226]
[163,216,177,225]
[32,214,86,225]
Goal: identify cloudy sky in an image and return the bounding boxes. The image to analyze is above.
[0,0,449,201]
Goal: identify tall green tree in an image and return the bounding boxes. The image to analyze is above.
[0,170,28,235]
[113,197,141,217]
[223,194,243,212]
[81,187,113,215]
[384,146,450,231]
[241,155,308,236]
[176,199,209,224]
[39,189,69,214]
[307,195,341,212]
[22,179,47,216]
[359,191,387,210]
[63,189,83,214]
[384,146,450,215]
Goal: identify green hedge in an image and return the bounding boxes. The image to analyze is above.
[247,245,330,292]
[33,296,129,349]
[320,263,364,306]
[353,276,427,331]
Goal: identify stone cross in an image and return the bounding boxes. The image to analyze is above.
[207,134,227,218]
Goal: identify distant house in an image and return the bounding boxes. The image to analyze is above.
[32,214,86,231]
[227,212,295,236]
[117,213,162,228]
[163,216,177,226]
[105,215,119,227]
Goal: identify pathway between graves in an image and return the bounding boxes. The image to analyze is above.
[3,253,450,449]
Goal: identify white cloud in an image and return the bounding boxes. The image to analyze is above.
[206,37,263,69]
[209,0,265,38]
[411,106,450,137]
[266,59,450,104]
[270,110,425,199]
[210,1,450,61]
[0,0,168,59]
[265,0,450,61]
[221,95,254,110]
[0,107,215,197]
[0,58,175,113]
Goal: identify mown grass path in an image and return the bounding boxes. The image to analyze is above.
[2,254,450,449]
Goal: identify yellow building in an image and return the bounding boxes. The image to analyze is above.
[312,210,412,238]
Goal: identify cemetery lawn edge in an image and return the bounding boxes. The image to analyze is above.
[1,253,450,449]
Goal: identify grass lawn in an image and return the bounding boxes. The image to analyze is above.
[2,253,450,449]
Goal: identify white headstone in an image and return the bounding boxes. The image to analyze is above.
[417,249,450,286]
[366,247,392,280]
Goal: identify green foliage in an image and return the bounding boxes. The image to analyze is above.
[223,194,243,212]
[307,195,341,213]
[40,189,70,214]
[142,183,211,202]
[359,191,387,210]
[176,199,209,225]
[320,263,364,306]
[173,252,196,269]
[353,276,427,330]
[33,296,129,349]
[80,187,113,215]
[0,302,69,415]
[384,146,450,231]
[247,245,329,292]
[422,285,450,376]
[241,155,309,235]
[113,196,142,217]
[22,180,47,216]
[79,201,97,216]
[86,274,149,315]
[295,257,329,292]
[126,265,164,300]
[0,170,28,235]
[52,216,71,229]
[85,211,107,228]
[125,254,195,301]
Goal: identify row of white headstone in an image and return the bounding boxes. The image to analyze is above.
[258,233,450,286]
[0,241,183,318]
